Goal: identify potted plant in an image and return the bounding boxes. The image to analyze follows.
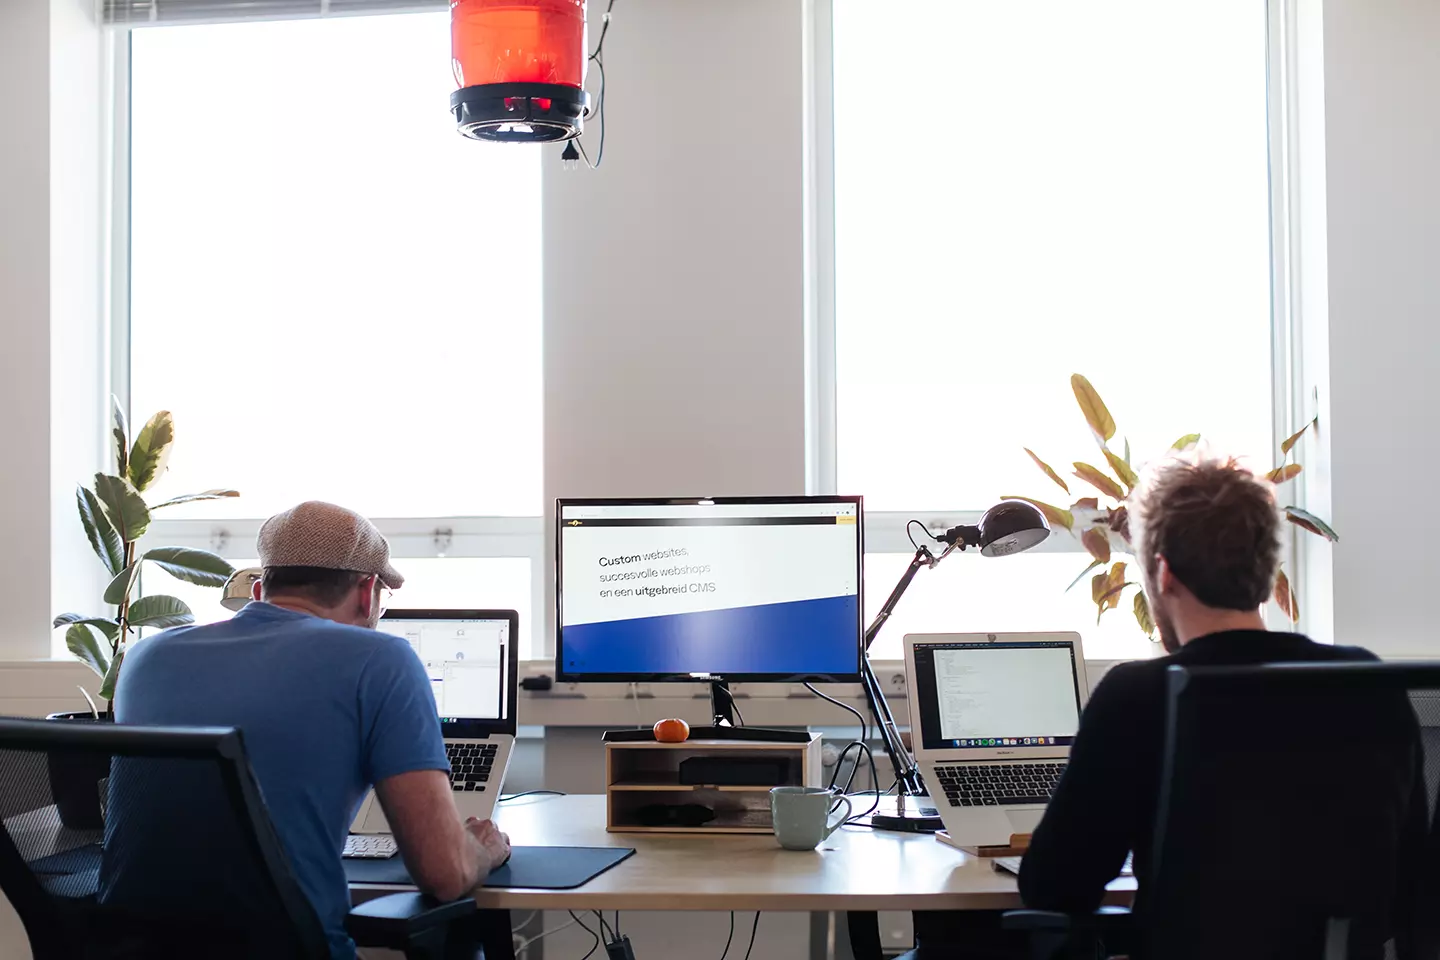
[47,401,238,827]
[1006,375,1338,639]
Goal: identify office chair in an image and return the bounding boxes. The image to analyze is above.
[0,717,485,960]
[998,661,1440,960]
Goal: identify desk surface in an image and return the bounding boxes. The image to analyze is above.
[355,794,1137,911]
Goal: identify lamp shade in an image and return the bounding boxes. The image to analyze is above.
[450,0,590,142]
[977,501,1050,557]
[221,567,263,612]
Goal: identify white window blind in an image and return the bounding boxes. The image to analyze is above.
[105,0,445,26]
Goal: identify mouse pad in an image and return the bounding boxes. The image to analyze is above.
[345,845,636,890]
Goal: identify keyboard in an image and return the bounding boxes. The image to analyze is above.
[343,834,397,859]
[933,761,1067,807]
[447,741,499,793]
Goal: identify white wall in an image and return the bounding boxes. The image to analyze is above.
[542,0,809,640]
[1319,0,1440,657]
[0,0,56,661]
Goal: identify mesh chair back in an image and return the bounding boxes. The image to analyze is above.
[0,717,330,960]
[1145,662,1439,960]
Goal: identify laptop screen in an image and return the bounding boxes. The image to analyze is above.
[912,640,1083,751]
[377,614,512,725]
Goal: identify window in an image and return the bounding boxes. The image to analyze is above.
[831,0,1277,658]
[121,12,545,654]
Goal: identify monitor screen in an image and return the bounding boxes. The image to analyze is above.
[912,641,1083,750]
[377,614,512,725]
[556,497,863,681]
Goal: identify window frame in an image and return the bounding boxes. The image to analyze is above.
[809,0,1305,648]
[106,26,549,658]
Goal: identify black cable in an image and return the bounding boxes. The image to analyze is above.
[804,682,868,744]
[573,0,614,168]
[906,519,934,551]
[571,910,602,960]
[742,912,761,960]
[715,685,746,726]
[719,911,736,959]
[615,911,621,937]
[498,790,566,803]
[594,911,614,942]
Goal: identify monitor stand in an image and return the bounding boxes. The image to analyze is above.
[696,681,811,743]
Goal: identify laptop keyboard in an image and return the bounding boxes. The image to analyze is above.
[343,834,398,859]
[934,762,1067,807]
[447,741,499,792]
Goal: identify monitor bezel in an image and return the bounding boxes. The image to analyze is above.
[554,495,864,684]
[378,608,520,739]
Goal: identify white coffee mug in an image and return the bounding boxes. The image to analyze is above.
[770,786,852,850]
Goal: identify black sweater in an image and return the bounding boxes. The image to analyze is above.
[1018,630,1385,911]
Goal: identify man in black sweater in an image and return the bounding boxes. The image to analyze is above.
[1018,456,1385,914]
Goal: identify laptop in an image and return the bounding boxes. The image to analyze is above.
[351,609,520,834]
[903,632,1089,847]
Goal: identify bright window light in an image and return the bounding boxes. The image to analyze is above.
[128,13,542,519]
[834,0,1274,511]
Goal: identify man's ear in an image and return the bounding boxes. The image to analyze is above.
[357,574,377,618]
[1155,556,1176,596]
[251,578,263,602]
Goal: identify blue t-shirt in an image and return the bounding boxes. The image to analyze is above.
[111,602,449,958]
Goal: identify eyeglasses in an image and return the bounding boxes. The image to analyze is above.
[361,574,393,617]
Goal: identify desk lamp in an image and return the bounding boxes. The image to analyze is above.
[861,500,1050,831]
[221,567,263,613]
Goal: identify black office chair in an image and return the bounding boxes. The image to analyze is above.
[1001,661,1440,960]
[0,717,480,960]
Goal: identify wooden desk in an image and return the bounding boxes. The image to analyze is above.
[352,794,1137,912]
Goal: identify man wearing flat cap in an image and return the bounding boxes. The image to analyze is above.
[108,501,509,960]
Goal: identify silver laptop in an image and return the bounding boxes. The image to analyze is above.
[903,632,1089,847]
[352,609,519,833]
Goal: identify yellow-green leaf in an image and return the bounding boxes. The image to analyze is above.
[93,473,151,543]
[1081,527,1111,565]
[65,624,110,680]
[76,485,123,577]
[1104,449,1139,490]
[1072,463,1125,501]
[1171,434,1201,451]
[1284,506,1338,542]
[111,397,129,477]
[99,646,125,701]
[1107,505,1131,543]
[1066,560,1104,593]
[1280,417,1317,456]
[1091,572,1109,605]
[103,563,140,607]
[1274,569,1298,623]
[1071,374,1116,442]
[1134,591,1156,637]
[150,489,240,511]
[128,410,175,492]
[999,496,1074,532]
[1024,448,1070,495]
[1266,463,1303,484]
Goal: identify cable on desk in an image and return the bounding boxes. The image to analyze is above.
[570,910,603,960]
[719,911,736,959]
[827,740,881,823]
[498,790,567,803]
[742,912,762,960]
[804,681,868,744]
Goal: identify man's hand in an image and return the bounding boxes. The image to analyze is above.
[466,817,511,871]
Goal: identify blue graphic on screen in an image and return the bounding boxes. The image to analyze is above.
[558,501,862,678]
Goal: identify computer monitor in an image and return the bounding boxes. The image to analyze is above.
[556,496,863,683]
